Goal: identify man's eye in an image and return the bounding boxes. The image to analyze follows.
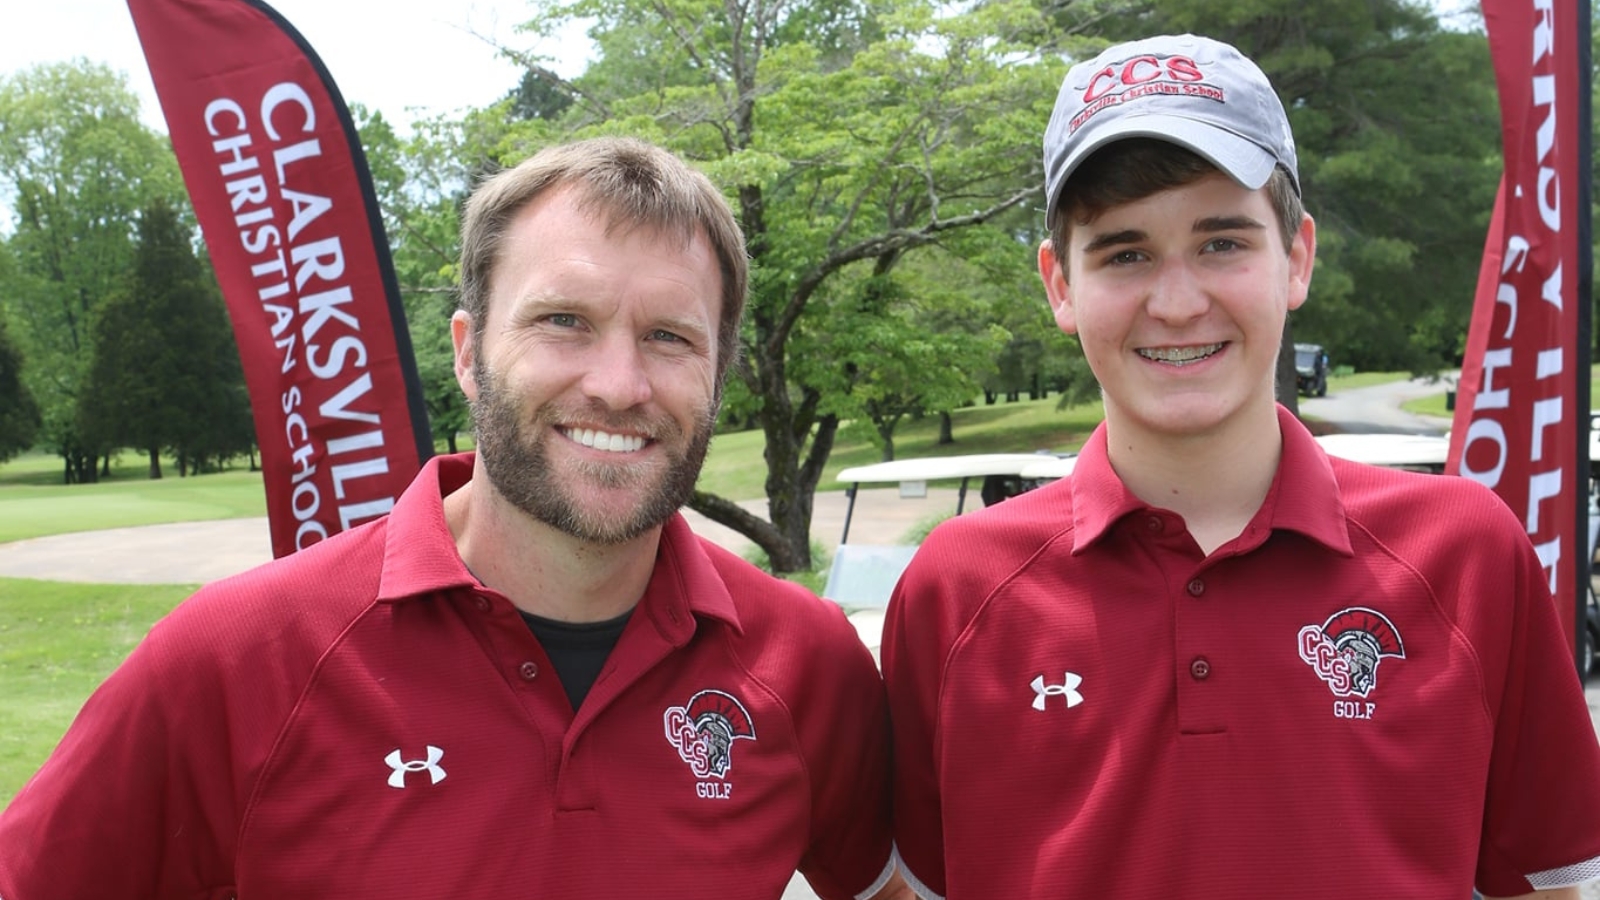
[546,313,580,327]
[1202,238,1242,253]
[648,329,685,344]
[1108,250,1144,266]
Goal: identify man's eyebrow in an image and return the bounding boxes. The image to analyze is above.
[1081,229,1146,254]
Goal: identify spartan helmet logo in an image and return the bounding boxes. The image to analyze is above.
[1298,607,1406,698]
[663,689,757,779]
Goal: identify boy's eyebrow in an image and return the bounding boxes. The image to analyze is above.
[1195,215,1267,233]
[1081,229,1146,254]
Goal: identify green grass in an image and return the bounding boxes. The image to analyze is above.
[1398,366,1600,419]
[0,451,266,543]
[0,579,191,806]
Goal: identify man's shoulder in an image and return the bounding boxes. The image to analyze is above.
[162,517,392,656]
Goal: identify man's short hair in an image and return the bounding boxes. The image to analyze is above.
[458,137,748,383]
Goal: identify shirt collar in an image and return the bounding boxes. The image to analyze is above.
[376,453,744,633]
[1069,405,1352,556]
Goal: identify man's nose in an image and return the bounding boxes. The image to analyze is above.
[581,334,653,409]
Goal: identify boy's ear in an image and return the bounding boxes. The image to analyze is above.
[1287,213,1317,311]
[1038,240,1078,335]
[451,311,479,401]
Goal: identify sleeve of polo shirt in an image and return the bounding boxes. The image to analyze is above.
[881,544,954,900]
[1474,532,1600,896]
[0,601,237,898]
[793,605,897,900]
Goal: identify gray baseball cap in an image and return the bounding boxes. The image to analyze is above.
[1043,34,1299,225]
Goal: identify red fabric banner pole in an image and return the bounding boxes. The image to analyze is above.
[126,0,433,558]
[1449,0,1588,667]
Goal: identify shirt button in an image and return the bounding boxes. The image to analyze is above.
[519,661,539,681]
[474,595,491,612]
[1190,657,1211,680]
[1186,578,1205,598]
[1145,516,1162,533]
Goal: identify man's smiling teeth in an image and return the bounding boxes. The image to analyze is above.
[564,428,646,453]
[1138,343,1224,366]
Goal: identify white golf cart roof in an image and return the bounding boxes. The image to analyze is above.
[1313,432,1450,470]
[827,452,1071,614]
[835,452,1064,486]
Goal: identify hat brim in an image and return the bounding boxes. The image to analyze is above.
[1045,114,1281,224]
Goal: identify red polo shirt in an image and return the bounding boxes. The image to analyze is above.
[0,453,894,900]
[884,407,1600,899]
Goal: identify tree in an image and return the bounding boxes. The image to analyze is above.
[0,61,179,482]
[513,0,1070,570]
[0,313,40,463]
[78,198,251,478]
[356,105,512,453]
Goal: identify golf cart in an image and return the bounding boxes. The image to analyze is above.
[1295,342,1330,397]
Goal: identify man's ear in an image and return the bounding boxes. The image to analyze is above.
[1287,213,1317,311]
[1038,240,1077,335]
[451,310,478,401]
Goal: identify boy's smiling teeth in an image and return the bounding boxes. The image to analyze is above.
[563,427,646,453]
[1138,343,1225,366]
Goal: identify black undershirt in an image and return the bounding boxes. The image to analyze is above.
[519,609,633,711]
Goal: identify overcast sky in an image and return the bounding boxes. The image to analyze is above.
[0,0,589,133]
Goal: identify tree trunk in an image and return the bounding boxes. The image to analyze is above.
[148,446,163,479]
[938,411,954,445]
[1277,317,1300,417]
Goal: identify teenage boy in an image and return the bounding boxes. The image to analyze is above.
[0,137,907,900]
[882,33,1600,899]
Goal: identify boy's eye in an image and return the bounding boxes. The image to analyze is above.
[1109,249,1144,266]
[1202,238,1242,253]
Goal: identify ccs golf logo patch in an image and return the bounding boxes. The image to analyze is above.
[1298,607,1406,720]
[663,689,756,799]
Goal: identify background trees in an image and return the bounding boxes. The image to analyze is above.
[0,1,1557,576]
[0,61,258,481]
[77,199,251,478]
[0,61,181,481]
[0,313,39,464]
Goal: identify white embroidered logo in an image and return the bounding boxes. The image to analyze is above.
[1031,672,1084,710]
[385,745,447,788]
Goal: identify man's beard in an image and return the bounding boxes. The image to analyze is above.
[469,357,715,545]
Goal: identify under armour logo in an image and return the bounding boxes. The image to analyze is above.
[1031,672,1084,711]
[385,745,447,788]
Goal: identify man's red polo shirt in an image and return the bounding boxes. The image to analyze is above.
[0,453,894,899]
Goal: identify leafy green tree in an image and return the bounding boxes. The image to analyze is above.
[513,0,1067,570]
[809,259,1011,461]
[0,61,179,482]
[356,106,511,453]
[0,313,40,462]
[78,199,250,478]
